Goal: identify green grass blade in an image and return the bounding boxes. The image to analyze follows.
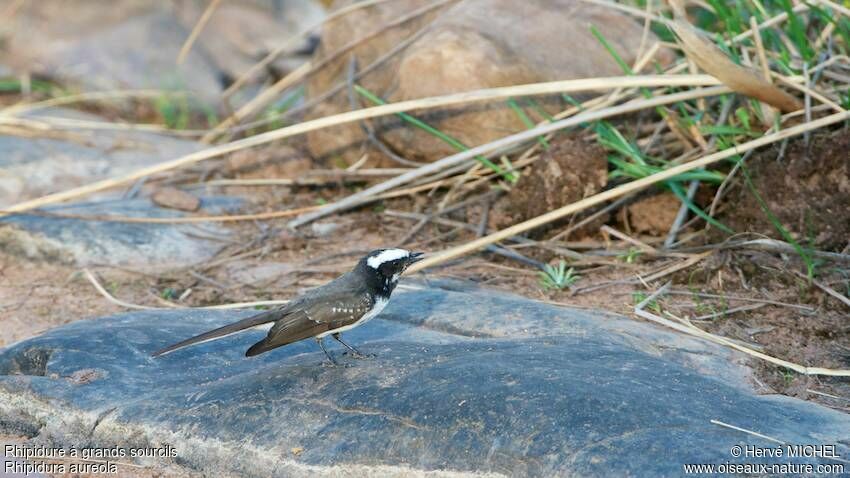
[508,98,549,149]
[667,180,733,233]
[354,85,516,182]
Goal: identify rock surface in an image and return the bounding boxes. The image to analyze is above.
[173,0,326,81]
[307,0,674,164]
[0,195,241,267]
[0,109,202,207]
[0,282,847,477]
[0,0,325,100]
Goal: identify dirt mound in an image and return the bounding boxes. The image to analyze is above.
[721,129,850,251]
[626,192,680,236]
[493,138,608,236]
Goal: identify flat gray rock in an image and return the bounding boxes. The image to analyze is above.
[0,283,848,477]
[0,195,240,267]
[0,109,202,207]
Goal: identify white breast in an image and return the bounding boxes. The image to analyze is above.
[317,297,389,337]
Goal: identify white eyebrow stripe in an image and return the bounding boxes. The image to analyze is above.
[367,249,409,268]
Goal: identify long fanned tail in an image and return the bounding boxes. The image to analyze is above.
[151,309,286,357]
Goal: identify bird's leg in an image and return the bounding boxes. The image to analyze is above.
[332,333,373,358]
[316,337,339,366]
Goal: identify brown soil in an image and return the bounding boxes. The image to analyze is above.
[625,192,680,235]
[0,253,127,348]
[492,137,608,235]
[669,251,850,410]
[719,130,850,251]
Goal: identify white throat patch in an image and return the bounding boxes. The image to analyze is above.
[367,249,409,269]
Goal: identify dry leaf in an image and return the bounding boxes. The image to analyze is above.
[151,188,201,212]
[668,7,802,113]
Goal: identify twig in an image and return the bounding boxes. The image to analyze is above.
[346,55,423,167]
[601,225,657,254]
[548,194,635,242]
[692,303,766,321]
[664,289,814,312]
[84,268,290,310]
[640,252,712,283]
[385,209,574,265]
[806,389,850,403]
[83,269,156,310]
[255,12,440,135]
[664,179,699,248]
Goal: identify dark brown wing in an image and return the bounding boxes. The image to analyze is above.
[245,290,374,357]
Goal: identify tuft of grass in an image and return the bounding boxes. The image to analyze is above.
[595,121,733,233]
[618,247,644,264]
[354,84,517,183]
[539,260,580,290]
[781,367,796,385]
[154,93,190,130]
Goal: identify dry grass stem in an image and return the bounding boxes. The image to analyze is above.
[634,283,850,377]
[0,76,724,218]
[176,0,222,65]
[668,12,801,112]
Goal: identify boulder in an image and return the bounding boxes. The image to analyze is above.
[173,0,326,82]
[306,0,673,164]
[0,282,847,477]
[0,195,241,267]
[1,3,223,101]
[0,1,326,101]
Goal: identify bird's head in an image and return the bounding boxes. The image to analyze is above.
[359,248,424,286]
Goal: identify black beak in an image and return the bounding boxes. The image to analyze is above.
[407,252,425,264]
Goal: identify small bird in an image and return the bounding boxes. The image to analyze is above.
[152,249,424,365]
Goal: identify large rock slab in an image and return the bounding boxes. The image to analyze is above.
[307,0,675,164]
[0,283,847,477]
[0,195,241,267]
